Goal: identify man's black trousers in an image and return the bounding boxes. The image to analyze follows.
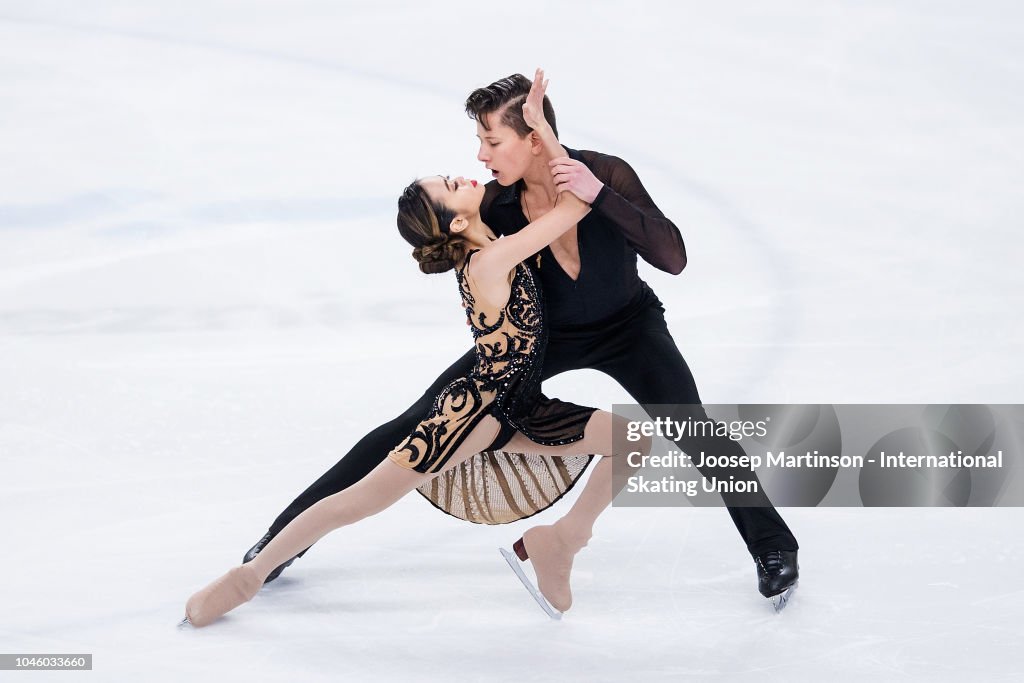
[268,298,798,556]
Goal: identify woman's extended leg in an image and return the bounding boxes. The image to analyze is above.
[184,415,503,627]
[500,410,647,612]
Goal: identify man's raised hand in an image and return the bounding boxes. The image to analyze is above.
[522,67,549,132]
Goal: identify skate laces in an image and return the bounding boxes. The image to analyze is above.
[757,550,784,575]
[243,532,275,565]
[258,533,273,548]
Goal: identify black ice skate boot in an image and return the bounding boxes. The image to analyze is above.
[242,531,309,584]
[753,549,799,612]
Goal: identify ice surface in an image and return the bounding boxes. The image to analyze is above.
[1,1,1022,680]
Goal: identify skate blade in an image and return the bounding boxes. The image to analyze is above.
[499,547,562,621]
[770,582,797,613]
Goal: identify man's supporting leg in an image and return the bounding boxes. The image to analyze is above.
[577,305,799,597]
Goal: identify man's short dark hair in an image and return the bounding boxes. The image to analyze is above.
[465,73,558,139]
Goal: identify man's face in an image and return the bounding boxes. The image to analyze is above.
[475,109,534,186]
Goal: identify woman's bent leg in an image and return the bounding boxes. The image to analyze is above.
[500,411,648,611]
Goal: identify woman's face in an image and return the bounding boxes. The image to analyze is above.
[475,111,534,186]
[420,175,485,219]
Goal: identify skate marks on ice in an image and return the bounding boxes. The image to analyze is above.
[0,297,456,336]
[0,12,464,101]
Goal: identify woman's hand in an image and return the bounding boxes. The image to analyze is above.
[550,157,605,204]
[522,68,550,132]
[553,176,592,220]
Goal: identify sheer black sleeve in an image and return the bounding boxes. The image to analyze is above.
[580,150,687,274]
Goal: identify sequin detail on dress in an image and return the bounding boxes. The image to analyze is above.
[388,250,595,524]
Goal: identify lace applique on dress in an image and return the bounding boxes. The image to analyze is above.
[387,250,596,524]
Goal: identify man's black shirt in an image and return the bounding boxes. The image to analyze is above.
[480,146,686,331]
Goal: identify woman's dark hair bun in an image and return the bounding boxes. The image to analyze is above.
[412,236,460,274]
[397,180,470,275]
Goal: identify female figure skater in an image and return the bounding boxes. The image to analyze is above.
[183,71,646,626]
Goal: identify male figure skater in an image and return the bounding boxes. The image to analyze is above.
[244,74,799,607]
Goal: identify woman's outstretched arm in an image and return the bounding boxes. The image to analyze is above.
[477,188,589,278]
